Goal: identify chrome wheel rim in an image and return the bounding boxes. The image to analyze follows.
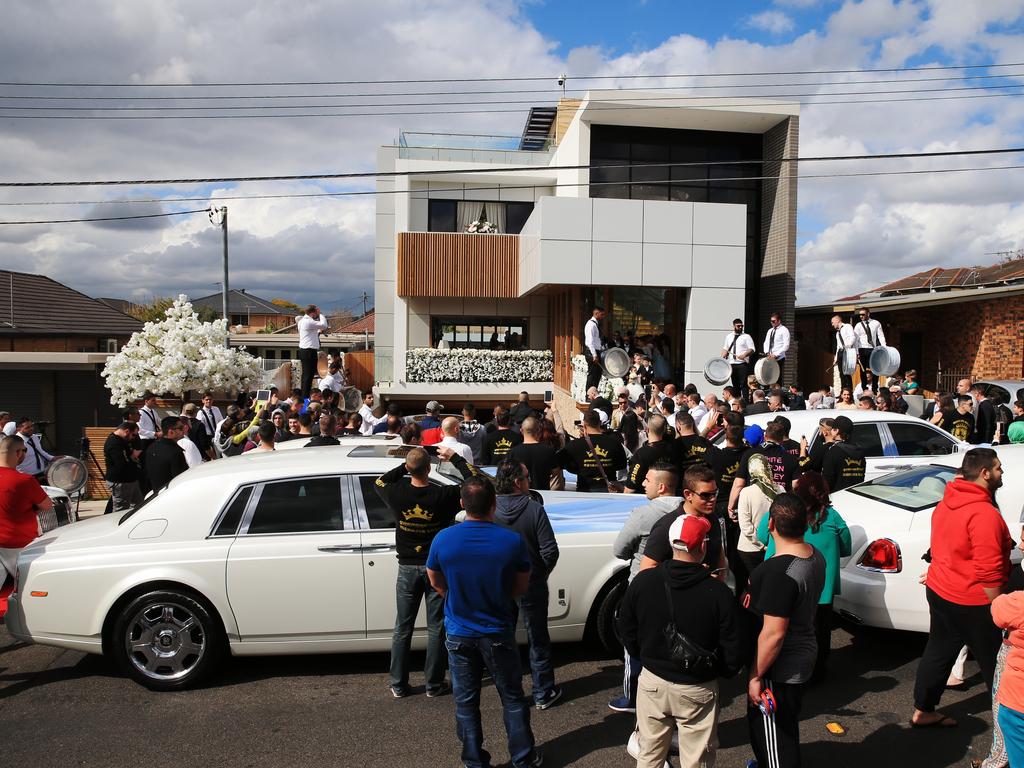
[124,601,206,682]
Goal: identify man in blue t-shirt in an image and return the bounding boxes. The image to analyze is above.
[426,477,542,768]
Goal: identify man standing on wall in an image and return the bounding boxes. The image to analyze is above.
[721,319,755,402]
[853,308,886,393]
[831,315,857,393]
[585,306,607,392]
[763,312,791,386]
[296,304,328,398]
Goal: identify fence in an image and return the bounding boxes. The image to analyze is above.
[935,369,970,394]
[345,350,375,394]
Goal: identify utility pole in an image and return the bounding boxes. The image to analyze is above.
[209,205,229,348]
[360,291,370,350]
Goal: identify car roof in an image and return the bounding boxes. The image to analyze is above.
[977,380,1024,392]
[739,409,935,428]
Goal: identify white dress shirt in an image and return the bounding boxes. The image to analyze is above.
[199,405,223,436]
[17,433,53,475]
[319,371,344,393]
[584,316,604,359]
[697,409,717,434]
[439,435,474,464]
[358,403,382,435]
[835,323,856,352]
[688,403,708,425]
[853,318,887,349]
[763,324,791,360]
[138,406,160,440]
[722,332,755,364]
[177,436,204,469]
[296,313,329,350]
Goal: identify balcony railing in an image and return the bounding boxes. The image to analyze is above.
[397,232,519,298]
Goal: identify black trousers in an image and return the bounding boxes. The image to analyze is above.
[858,348,874,391]
[913,587,1002,712]
[748,678,805,768]
[775,358,786,387]
[298,347,318,398]
[585,354,602,391]
[813,602,833,681]
[730,362,749,400]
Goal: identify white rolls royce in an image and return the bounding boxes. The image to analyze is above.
[6,445,643,690]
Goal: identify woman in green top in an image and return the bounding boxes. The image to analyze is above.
[757,470,851,681]
[901,369,920,394]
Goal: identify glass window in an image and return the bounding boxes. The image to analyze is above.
[888,423,956,456]
[214,486,252,536]
[247,478,344,534]
[428,200,457,232]
[849,465,958,512]
[431,316,529,350]
[359,476,396,529]
[506,202,534,235]
[851,423,886,458]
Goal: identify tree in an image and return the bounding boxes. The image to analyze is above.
[127,296,220,323]
[271,298,303,312]
[102,295,263,406]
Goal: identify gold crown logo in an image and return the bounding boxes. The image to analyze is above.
[844,458,863,467]
[402,504,432,521]
[593,444,609,459]
[496,438,512,449]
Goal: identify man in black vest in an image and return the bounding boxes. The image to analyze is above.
[584,306,607,392]
[854,308,886,393]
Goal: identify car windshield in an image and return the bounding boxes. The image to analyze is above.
[847,464,958,512]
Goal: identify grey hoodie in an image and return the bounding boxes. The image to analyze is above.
[494,494,559,582]
[613,495,680,581]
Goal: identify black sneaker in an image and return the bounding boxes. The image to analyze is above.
[607,696,636,713]
[426,682,451,698]
[389,685,409,698]
[535,688,563,710]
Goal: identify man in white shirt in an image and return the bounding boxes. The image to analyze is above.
[831,314,857,392]
[358,392,383,435]
[138,392,161,445]
[438,417,474,464]
[14,419,54,478]
[584,306,607,392]
[0,411,12,437]
[686,393,708,426]
[198,393,223,438]
[762,312,791,385]
[721,318,755,402]
[853,307,887,393]
[176,417,205,469]
[295,304,329,398]
[318,359,345,395]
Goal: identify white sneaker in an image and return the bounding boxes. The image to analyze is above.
[626,729,671,768]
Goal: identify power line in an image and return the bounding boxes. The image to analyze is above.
[1,146,1020,188]
[2,81,1020,111]
[1,89,1017,120]
[2,165,1021,223]
[2,61,1020,87]
[3,71,1022,101]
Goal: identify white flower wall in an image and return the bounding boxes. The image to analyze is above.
[406,348,552,383]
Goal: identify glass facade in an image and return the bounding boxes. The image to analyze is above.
[590,124,763,324]
[431,316,528,349]
[427,200,535,235]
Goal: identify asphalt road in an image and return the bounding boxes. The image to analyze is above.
[0,621,999,768]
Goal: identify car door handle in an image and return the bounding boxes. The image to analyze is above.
[317,544,361,553]
[361,544,397,553]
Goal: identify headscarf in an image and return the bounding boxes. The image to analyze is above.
[748,453,782,501]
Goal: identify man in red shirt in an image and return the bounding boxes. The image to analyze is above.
[0,434,52,593]
[911,447,1010,728]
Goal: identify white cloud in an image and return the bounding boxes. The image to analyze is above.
[747,10,797,35]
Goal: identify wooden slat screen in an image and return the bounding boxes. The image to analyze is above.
[344,350,375,395]
[83,426,111,499]
[397,232,519,298]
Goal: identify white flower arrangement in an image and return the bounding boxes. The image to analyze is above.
[465,215,498,234]
[101,294,263,406]
[406,348,552,383]
[571,354,624,402]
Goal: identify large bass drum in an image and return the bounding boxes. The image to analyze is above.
[754,357,780,386]
[704,357,733,386]
[869,346,901,377]
[46,456,89,496]
[838,348,859,376]
[601,347,631,379]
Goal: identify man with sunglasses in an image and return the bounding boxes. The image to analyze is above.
[0,434,52,590]
[853,308,886,393]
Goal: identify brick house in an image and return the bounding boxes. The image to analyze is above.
[190,289,293,333]
[795,257,1024,393]
[0,269,142,454]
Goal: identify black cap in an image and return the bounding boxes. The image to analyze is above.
[770,415,791,434]
[833,415,853,436]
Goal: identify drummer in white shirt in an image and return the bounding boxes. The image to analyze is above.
[762,312,790,385]
[831,314,857,392]
[721,318,755,402]
[853,307,886,393]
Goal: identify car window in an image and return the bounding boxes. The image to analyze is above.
[888,423,956,456]
[848,464,958,511]
[214,486,253,536]
[358,475,395,529]
[247,477,344,534]
[851,423,885,458]
[984,385,1010,405]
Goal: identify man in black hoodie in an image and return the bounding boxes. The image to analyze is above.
[619,513,741,768]
[494,459,562,710]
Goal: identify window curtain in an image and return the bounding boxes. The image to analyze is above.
[483,202,506,233]
[457,201,485,231]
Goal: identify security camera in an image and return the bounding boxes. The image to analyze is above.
[557,74,566,87]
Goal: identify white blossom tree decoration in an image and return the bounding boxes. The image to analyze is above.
[102,294,263,406]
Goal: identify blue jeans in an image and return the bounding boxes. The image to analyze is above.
[389,564,446,692]
[515,581,555,702]
[446,633,537,768]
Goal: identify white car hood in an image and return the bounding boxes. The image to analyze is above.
[25,512,122,552]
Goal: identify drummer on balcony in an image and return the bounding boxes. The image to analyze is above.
[721,319,755,402]
[831,315,857,393]
[762,312,791,385]
[584,306,608,392]
[853,307,886,393]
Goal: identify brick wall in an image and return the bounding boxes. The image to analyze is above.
[1,335,125,352]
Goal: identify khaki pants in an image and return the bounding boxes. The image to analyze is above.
[636,667,718,768]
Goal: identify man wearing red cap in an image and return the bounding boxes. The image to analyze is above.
[619,512,741,768]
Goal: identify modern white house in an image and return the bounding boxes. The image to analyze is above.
[374,91,799,415]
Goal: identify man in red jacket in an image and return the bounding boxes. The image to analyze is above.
[911,447,1010,728]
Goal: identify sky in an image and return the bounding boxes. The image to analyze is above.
[0,0,1022,311]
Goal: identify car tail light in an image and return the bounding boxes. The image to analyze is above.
[857,538,902,573]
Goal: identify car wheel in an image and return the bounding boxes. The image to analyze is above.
[111,589,224,691]
[595,577,627,655]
